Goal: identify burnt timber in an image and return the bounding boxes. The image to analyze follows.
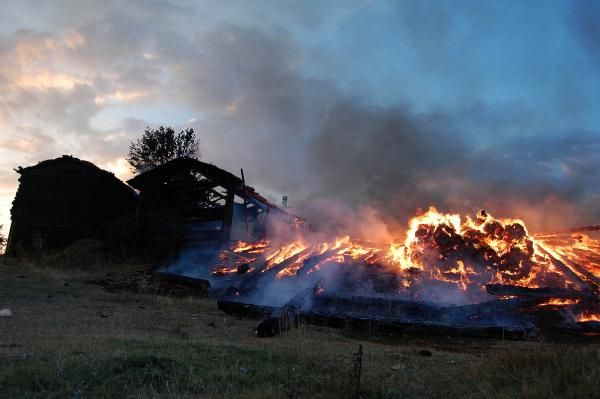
[157,272,211,291]
[6,156,137,255]
[217,278,600,339]
[485,284,598,300]
[217,294,540,339]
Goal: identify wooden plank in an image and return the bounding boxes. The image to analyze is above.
[157,272,211,291]
[236,247,314,295]
[221,184,235,242]
[485,284,596,300]
[536,245,590,289]
[217,299,277,319]
[250,294,538,339]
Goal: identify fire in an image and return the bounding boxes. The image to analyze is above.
[232,240,269,254]
[368,207,566,294]
[212,207,600,309]
[578,311,600,323]
[266,241,308,268]
[212,240,272,276]
[538,298,580,307]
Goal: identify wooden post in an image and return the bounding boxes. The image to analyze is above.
[240,168,249,235]
[222,183,235,242]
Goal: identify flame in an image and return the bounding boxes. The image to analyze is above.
[232,240,269,254]
[212,207,600,308]
[578,311,600,323]
[266,241,308,268]
[538,298,580,306]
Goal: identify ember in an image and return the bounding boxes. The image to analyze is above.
[214,208,598,292]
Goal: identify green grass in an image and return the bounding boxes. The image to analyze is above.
[1,257,600,398]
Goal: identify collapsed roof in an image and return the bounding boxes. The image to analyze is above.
[127,157,288,215]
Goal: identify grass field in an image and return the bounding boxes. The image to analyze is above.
[1,257,600,398]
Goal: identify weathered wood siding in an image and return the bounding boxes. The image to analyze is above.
[6,156,137,255]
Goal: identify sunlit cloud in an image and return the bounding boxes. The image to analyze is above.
[13,29,86,65]
[62,30,85,49]
[226,98,241,113]
[0,126,55,154]
[15,72,88,90]
[101,157,133,182]
[94,90,149,105]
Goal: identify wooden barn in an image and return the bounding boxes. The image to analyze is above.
[127,157,293,257]
[5,156,137,255]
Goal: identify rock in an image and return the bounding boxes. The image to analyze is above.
[391,364,406,370]
[0,308,13,317]
[419,349,432,357]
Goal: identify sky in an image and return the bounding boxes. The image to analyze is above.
[1,0,600,238]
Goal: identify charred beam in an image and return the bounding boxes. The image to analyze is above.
[217,299,277,319]
[157,272,211,291]
[236,248,313,295]
[536,245,590,289]
[221,183,235,241]
[253,294,538,339]
[485,284,596,300]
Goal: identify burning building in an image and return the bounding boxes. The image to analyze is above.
[127,157,297,259]
[6,156,137,255]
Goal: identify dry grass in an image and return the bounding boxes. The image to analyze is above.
[1,256,599,398]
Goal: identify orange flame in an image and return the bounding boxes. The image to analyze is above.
[578,311,600,323]
[215,207,600,299]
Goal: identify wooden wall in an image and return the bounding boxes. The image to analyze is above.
[6,158,137,255]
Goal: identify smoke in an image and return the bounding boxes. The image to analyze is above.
[2,2,600,237]
[109,2,600,319]
[294,98,600,233]
[171,24,600,234]
[569,0,600,66]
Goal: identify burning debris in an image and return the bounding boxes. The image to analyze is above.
[166,207,600,338]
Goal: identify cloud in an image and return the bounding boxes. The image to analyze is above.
[299,98,600,231]
[569,0,600,65]
[1,0,600,239]
[0,125,55,155]
[144,21,599,232]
